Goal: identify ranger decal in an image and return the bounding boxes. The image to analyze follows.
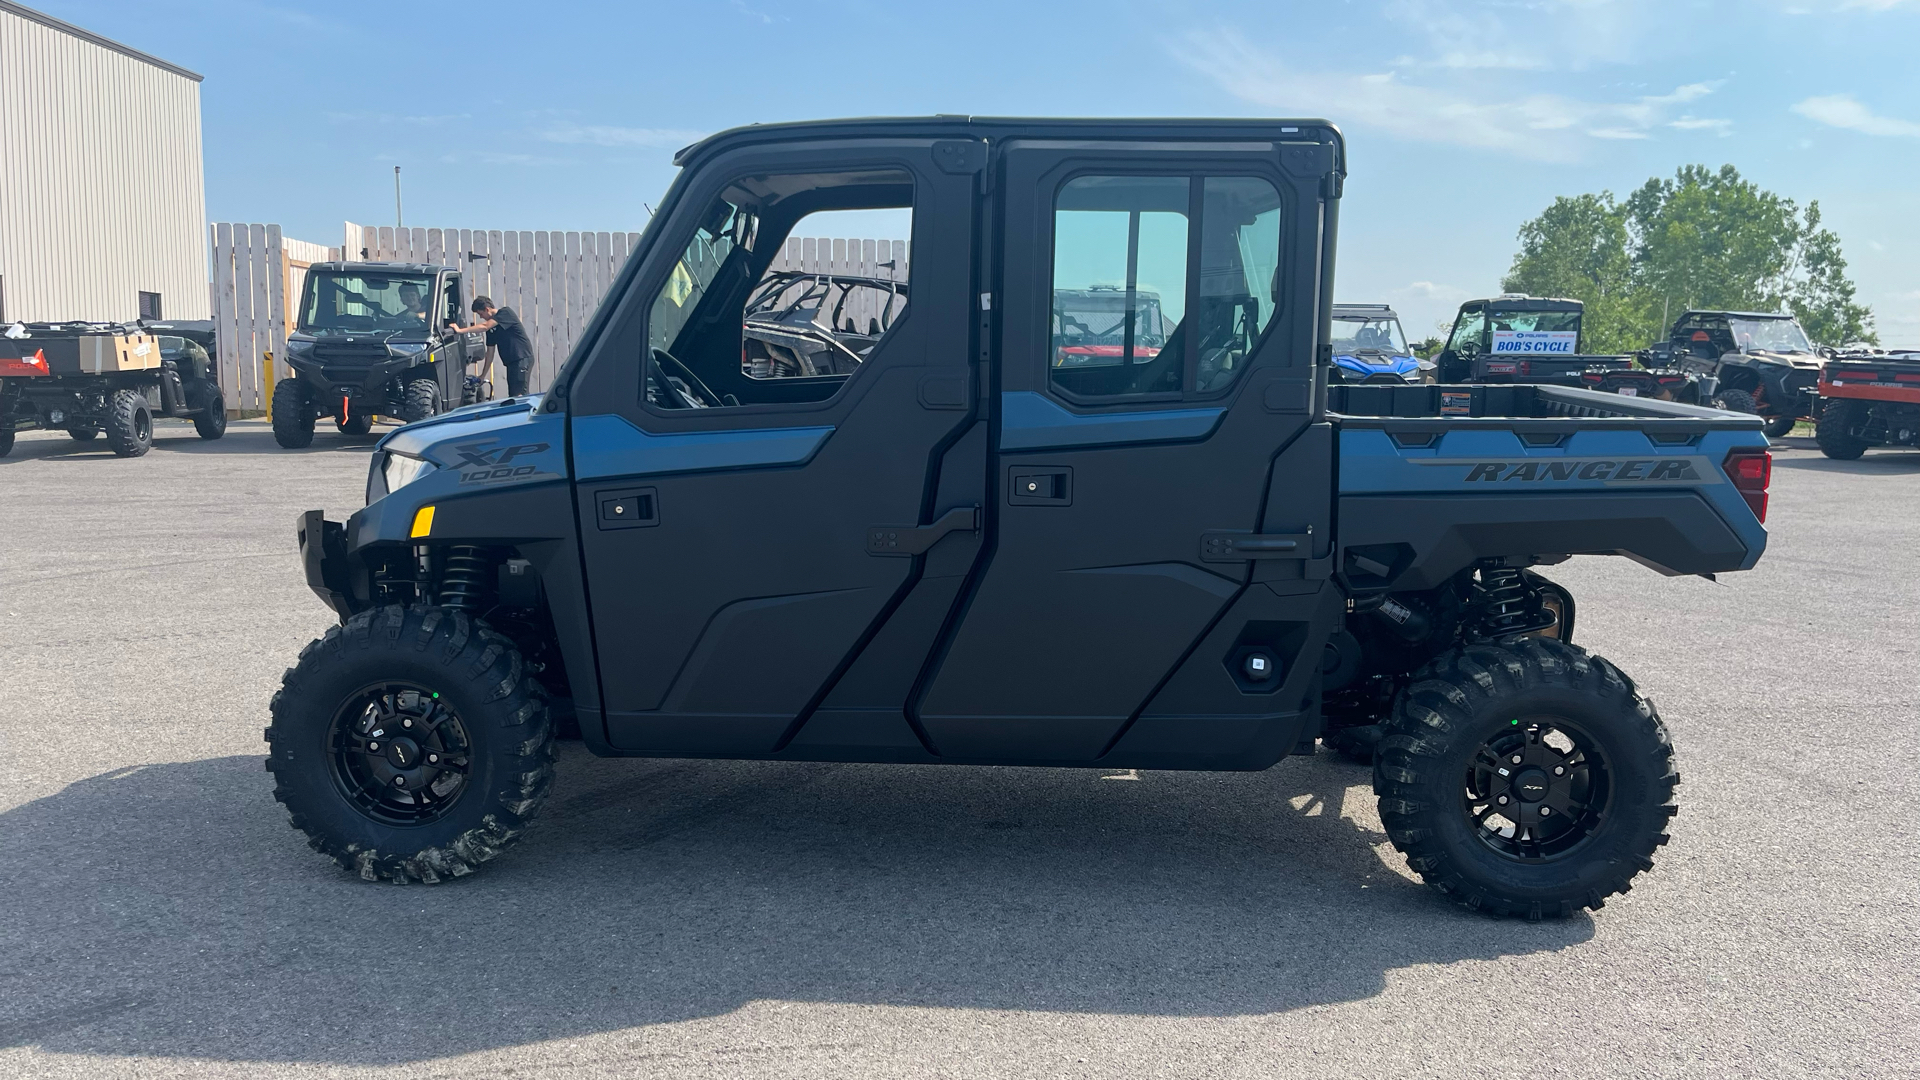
[1417,457,1712,485]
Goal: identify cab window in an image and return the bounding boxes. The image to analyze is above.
[643,169,913,410]
[1048,173,1283,401]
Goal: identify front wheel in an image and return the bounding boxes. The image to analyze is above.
[271,379,315,448]
[266,605,555,883]
[193,385,228,440]
[402,378,441,423]
[1374,638,1677,919]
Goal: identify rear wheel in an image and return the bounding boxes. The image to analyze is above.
[1815,398,1870,460]
[1761,413,1798,438]
[0,420,13,458]
[402,378,441,423]
[1374,638,1677,919]
[104,389,153,457]
[193,385,228,440]
[336,413,374,435]
[272,379,315,448]
[266,605,555,883]
[68,424,99,441]
[1715,387,1759,416]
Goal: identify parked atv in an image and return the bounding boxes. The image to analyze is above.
[1814,349,1920,458]
[272,262,490,448]
[0,320,226,458]
[1578,364,1712,404]
[1328,303,1430,384]
[1644,310,1823,437]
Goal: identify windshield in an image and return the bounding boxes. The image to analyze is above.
[1053,287,1168,367]
[1729,317,1812,354]
[1488,309,1581,335]
[1331,316,1409,354]
[650,199,745,357]
[299,272,437,333]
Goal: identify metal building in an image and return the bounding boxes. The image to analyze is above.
[0,1,207,323]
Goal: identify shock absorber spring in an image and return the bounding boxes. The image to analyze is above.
[439,545,491,611]
[1474,563,1555,640]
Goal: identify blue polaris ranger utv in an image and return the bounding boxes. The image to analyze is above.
[274,116,1773,918]
[1328,303,1428,384]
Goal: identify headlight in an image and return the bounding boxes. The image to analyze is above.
[389,342,431,356]
[383,452,436,493]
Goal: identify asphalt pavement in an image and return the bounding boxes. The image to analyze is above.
[1,418,1915,1079]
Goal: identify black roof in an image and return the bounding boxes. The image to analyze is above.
[1675,310,1797,321]
[675,115,1343,171]
[306,262,447,275]
[1463,295,1583,313]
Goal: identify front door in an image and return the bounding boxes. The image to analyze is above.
[567,138,980,754]
[915,139,1330,760]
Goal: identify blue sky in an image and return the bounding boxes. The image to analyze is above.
[41,0,1920,345]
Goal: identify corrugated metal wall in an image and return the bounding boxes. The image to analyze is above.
[0,3,208,323]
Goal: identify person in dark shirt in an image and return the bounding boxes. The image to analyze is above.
[448,296,536,397]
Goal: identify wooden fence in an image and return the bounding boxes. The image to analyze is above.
[207,222,909,410]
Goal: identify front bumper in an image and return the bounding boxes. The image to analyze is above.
[298,510,357,619]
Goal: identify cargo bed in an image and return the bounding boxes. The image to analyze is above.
[1328,382,1771,589]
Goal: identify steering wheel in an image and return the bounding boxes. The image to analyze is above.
[650,348,725,409]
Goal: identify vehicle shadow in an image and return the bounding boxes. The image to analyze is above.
[0,749,1592,1066]
[1771,450,1920,474]
[0,423,379,464]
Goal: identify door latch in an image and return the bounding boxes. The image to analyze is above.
[867,505,980,556]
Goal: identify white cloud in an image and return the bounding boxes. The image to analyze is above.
[1669,116,1734,135]
[1792,95,1920,137]
[539,124,707,149]
[1386,0,1660,71]
[1174,31,1725,161]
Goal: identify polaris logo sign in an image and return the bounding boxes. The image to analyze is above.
[1418,457,1711,484]
[1491,330,1578,354]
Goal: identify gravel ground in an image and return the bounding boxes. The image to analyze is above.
[1,419,1915,1080]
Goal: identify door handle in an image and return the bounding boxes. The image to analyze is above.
[867,505,980,556]
[1200,529,1313,562]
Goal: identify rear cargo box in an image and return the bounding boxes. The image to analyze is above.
[40,332,161,376]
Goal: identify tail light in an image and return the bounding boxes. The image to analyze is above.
[1723,447,1772,523]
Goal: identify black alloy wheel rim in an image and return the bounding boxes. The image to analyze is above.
[1462,718,1611,860]
[135,410,151,443]
[326,682,473,826]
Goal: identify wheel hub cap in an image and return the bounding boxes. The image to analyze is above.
[326,684,473,826]
[1463,719,1612,861]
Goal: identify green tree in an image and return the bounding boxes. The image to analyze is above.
[1503,165,1875,349]
[1501,192,1652,353]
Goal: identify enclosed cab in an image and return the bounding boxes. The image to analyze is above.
[1328,303,1426,384]
[271,262,490,447]
[271,116,1772,920]
[1435,295,1633,386]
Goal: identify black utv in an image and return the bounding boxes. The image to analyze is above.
[275,115,1775,919]
[1644,310,1823,437]
[272,263,492,448]
[0,320,226,457]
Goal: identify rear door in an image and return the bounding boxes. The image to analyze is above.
[566,137,980,754]
[914,138,1333,760]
